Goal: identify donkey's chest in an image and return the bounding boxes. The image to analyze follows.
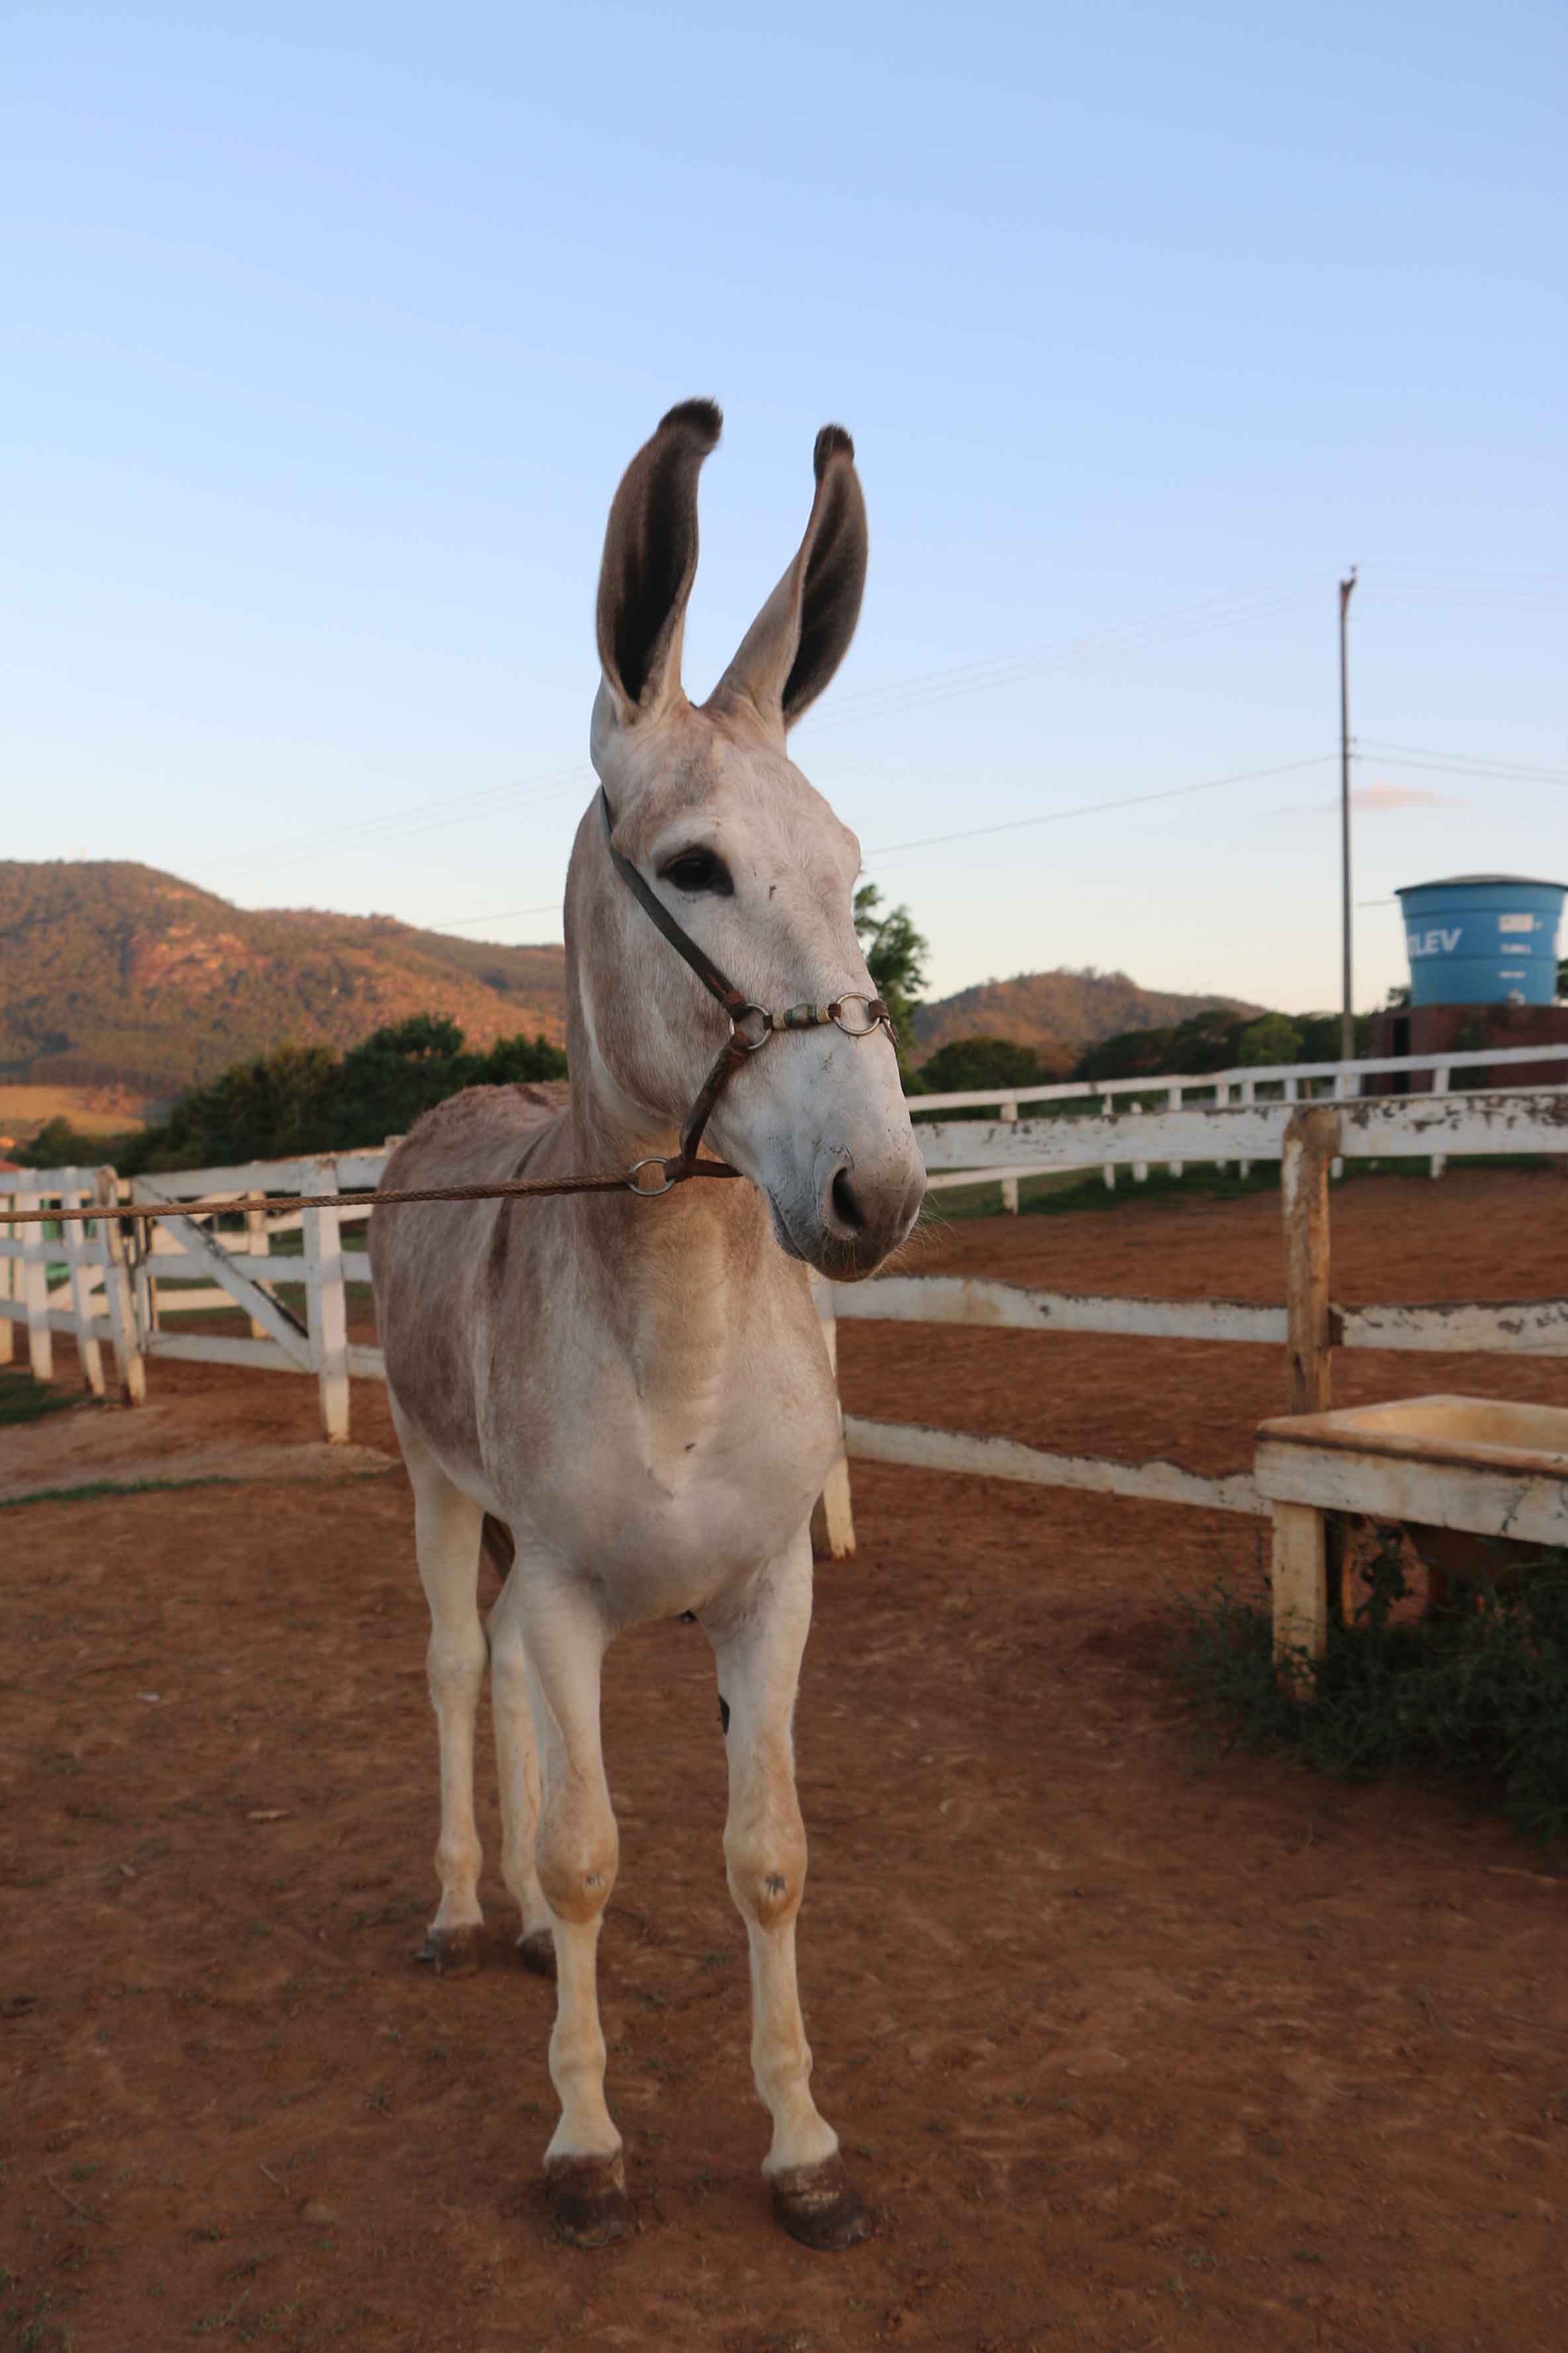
[489,1316,840,1609]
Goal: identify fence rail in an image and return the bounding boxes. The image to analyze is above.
[0,1166,144,1402]
[912,1037,1568,1114]
[914,1037,1568,1207]
[3,1082,1565,1545]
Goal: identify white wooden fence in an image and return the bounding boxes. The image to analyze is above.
[914,1037,1568,1208]
[3,1082,1565,1544]
[835,1090,1568,1521]
[0,1166,144,1404]
[122,1155,388,1442]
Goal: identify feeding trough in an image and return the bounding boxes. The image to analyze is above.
[1255,1395,1568,1682]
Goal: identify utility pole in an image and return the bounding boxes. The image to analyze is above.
[1339,567,1358,1068]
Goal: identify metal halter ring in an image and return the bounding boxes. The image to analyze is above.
[626,1156,681,1197]
[730,1004,774,1052]
[827,994,891,1039]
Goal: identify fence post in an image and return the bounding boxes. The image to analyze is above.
[95,1168,145,1405]
[62,1168,105,1398]
[303,1160,351,1443]
[1167,1084,1183,1179]
[18,1185,53,1383]
[245,1191,270,1338]
[808,1273,855,1559]
[999,1100,1019,1215]
[1430,1064,1450,1177]
[0,1191,13,1367]
[1100,1097,1116,1189]
[1238,1079,1255,1180]
[1282,1105,1339,1414]
[1331,1069,1359,1181]
[134,1193,161,1343]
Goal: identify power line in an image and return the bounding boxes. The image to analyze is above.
[802,582,1315,736]
[421,752,1339,931]
[200,765,592,888]
[862,755,1337,863]
[194,579,1317,885]
[431,898,564,930]
[1358,739,1568,785]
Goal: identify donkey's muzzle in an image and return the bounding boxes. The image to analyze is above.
[812,1150,926,1280]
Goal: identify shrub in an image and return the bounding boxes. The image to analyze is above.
[915,1037,1052,1095]
[120,1017,567,1172]
[1170,1532,1568,1843]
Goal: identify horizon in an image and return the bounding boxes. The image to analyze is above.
[7,3,1564,1021]
[1,843,1321,1024]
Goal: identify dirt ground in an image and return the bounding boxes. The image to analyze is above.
[4,1166,1568,2352]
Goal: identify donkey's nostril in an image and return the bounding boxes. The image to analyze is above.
[829,1165,864,1234]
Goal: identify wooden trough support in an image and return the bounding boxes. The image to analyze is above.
[1257,1396,1568,1693]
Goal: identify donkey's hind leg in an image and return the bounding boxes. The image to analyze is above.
[395,1406,489,1975]
[706,1525,870,2250]
[487,1559,555,1978]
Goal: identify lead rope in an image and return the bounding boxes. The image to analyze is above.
[5,796,895,1226]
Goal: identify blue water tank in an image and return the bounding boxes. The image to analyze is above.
[1398,874,1566,1007]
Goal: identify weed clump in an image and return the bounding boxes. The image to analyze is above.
[1170,1533,1568,1844]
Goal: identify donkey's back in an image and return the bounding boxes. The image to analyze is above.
[370,1079,573,1466]
[382,1077,571,1198]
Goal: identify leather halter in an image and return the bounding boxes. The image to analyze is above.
[598,787,896,1195]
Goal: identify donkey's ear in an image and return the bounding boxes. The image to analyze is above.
[595,398,722,728]
[708,424,868,735]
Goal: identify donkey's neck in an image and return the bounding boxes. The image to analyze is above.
[563,980,786,1387]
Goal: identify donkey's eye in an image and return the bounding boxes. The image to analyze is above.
[660,847,733,896]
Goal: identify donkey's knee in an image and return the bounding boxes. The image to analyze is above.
[427,1617,487,1712]
[537,1785,618,1926]
[725,1797,807,1934]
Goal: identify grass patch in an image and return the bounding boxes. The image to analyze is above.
[927,1162,1282,1222]
[0,1369,84,1427]
[1171,1535,1568,1843]
[0,1475,243,1511]
[927,1154,1567,1226]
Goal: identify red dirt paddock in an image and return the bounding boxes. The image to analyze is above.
[4,1168,1568,2351]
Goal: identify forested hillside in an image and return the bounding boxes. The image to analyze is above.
[0,861,568,1102]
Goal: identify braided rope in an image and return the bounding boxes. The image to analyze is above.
[0,1160,745,1226]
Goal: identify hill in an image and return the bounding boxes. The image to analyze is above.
[911,968,1263,1070]
[0,859,1260,1109]
[0,861,569,1105]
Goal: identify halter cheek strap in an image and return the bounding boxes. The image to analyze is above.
[598,787,895,1189]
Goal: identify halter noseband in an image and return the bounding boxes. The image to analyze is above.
[598,787,896,1195]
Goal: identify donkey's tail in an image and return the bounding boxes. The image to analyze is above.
[481,1513,515,1580]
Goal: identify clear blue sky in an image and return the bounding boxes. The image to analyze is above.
[6,1,1564,1016]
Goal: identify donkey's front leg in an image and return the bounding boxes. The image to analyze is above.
[516,1574,628,2247]
[708,1529,870,2251]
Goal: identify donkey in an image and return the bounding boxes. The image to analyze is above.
[369,400,925,2251]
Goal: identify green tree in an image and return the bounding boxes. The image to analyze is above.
[122,1042,339,1172]
[852,885,929,1069]
[1074,1009,1241,1084]
[123,1017,568,1171]
[475,1032,571,1088]
[917,1037,1048,1095]
[333,1015,472,1143]
[1235,1013,1305,1066]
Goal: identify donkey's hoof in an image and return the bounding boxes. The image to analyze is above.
[414,1926,481,1977]
[769,2157,872,2251]
[546,2152,631,2248]
[517,1928,557,1981]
